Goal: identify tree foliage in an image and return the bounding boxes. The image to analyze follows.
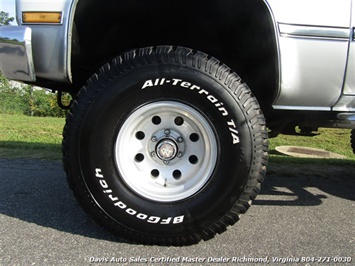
[0,72,70,117]
[0,11,14,26]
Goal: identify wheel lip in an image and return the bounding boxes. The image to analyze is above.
[114,101,218,202]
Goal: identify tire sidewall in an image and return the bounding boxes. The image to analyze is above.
[77,63,254,236]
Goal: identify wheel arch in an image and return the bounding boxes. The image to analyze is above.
[70,0,279,114]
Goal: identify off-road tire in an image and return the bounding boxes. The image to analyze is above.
[62,46,268,246]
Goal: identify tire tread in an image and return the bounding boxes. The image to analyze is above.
[63,45,268,246]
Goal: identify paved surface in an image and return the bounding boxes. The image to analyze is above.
[0,158,354,265]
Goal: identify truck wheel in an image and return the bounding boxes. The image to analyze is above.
[62,46,268,245]
[351,130,355,154]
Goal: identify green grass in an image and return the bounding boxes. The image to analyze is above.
[269,128,355,165]
[0,114,354,164]
[0,114,65,160]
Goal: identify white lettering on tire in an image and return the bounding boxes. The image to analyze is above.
[142,78,240,144]
[95,168,184,224]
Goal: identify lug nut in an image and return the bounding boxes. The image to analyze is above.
[177,137,183,143]
[164,129,171,135]
[151,136,157,142]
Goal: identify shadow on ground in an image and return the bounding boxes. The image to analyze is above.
[0,158,354,241]
[0,158,124,243]
[256,161,355,206]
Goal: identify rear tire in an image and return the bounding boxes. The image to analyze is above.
[62,46,268,245]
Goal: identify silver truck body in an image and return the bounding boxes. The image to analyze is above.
[268,0,355,112]
[0,0,354,124]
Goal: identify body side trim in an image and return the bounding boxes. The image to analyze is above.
[272,105,331,111]
[279,23,350,40]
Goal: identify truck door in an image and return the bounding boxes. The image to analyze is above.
[333,1,355,112]
[268,0,351,111]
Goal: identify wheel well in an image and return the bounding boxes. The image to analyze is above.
[71,0,279,113]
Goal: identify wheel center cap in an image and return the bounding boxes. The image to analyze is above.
[156,139,178,161]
